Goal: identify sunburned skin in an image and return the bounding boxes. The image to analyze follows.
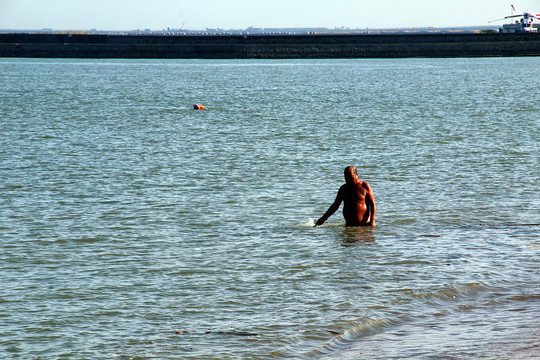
[315,166,376,227]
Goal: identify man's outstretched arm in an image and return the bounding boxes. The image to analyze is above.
[315,190,343,226]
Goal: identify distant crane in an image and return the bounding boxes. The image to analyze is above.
[180,19,187,30]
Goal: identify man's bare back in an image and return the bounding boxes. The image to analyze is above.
[315,166,376,227]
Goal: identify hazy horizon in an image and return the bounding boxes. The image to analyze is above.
[1,0,538,32]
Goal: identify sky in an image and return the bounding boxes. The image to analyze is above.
[1,0,539,31]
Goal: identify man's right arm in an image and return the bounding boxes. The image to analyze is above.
[315,188,343,226]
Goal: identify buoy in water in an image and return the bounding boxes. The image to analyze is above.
[193,104,205,110]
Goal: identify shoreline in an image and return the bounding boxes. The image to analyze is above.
[2,32,540,58]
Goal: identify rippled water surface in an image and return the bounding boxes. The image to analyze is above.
[1,57,539,359]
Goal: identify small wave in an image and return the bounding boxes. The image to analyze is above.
[477,223,540,228]
[505,294,540,302]
[301,282,492,359]
[301,317,403,359]
[403,282,490,301]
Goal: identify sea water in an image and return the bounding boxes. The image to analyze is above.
[0,57,538,359]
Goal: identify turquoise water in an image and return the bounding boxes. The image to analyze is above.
[1,57,539,359]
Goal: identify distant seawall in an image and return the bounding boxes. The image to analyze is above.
[1,33,540,59]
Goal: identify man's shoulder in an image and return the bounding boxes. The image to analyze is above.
[357,181,372,193]
[359,180,371,188]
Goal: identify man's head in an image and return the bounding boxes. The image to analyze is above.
[344,166,358,184]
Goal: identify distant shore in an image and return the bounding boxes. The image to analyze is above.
[1,32,540,58]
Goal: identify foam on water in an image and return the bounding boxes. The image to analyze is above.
[301,218,316,227]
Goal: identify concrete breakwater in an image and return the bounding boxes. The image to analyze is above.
[1,32,540,58]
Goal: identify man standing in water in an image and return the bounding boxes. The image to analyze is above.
[315,166,376,227]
